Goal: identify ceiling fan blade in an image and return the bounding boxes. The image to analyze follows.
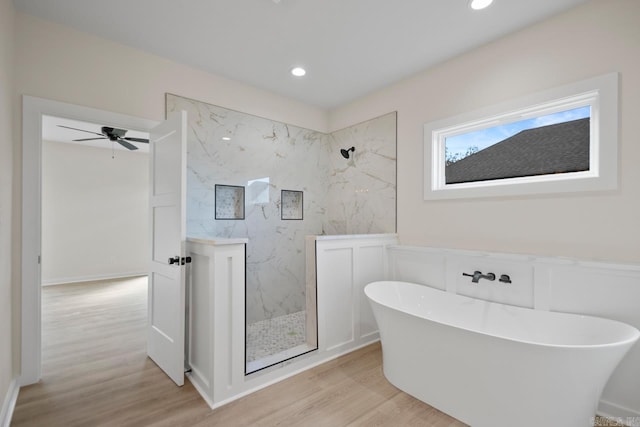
[116,139,139,151]
[123,137,149,143]
[57,125,104,136]
[73,137,107,142]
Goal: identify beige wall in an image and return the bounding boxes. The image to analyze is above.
[41,141,149,284]
[0,0,15,409]
[14,13,328,133]
[11,11,329,385]
[329,0,640,263]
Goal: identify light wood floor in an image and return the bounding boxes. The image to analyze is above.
[12,277,464,426]
[11,278,620,426]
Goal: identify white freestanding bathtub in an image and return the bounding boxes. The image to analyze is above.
[365,281,640,427]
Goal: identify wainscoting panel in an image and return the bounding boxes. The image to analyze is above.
[317,246,355,351]
[186,238,247,408]
[388,246,446,290]
[448,254,535,308]
[358,245,388,340]
[188,252,211,392]
[315,234,398,354]
[548,264,640,418]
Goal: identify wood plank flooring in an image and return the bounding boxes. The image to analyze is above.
[12,277,464,426]
[11,278,621,426]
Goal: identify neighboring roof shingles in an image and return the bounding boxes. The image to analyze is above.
[445,118,590,184]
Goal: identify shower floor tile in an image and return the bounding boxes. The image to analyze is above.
[246,310,307,363]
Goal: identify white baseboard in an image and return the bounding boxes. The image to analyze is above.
[186,372,214,409]
[41,272,147,286]
[598,399,640,423]
[1,379,19,427]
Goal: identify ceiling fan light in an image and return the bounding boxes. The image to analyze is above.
[470,0,493,10]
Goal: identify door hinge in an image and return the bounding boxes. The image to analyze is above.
[38,255,41,264]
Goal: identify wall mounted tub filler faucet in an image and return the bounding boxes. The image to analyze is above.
[499,274,512,284]
[462,270,496,283]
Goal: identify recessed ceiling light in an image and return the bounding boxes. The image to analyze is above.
[291,67,306,77]
[222,137,231,141]
[470,0,493,10]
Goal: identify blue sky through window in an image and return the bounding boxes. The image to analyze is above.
[445,106,591,160]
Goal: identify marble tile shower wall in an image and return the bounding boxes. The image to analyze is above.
[326,112,396,234]
[167,94,396,323]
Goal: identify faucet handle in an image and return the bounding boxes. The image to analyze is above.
[462,270,483,283]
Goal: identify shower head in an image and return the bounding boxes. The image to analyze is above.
[340,147,355,159]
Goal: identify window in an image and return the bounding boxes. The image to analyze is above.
[424,73,618,200]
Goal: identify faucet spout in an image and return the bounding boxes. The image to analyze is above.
[462,271,496,283]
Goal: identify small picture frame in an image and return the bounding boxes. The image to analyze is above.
[281,190,303,220]
[215,184,245,220]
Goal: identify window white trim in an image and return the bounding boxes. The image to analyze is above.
[424,72,618,200]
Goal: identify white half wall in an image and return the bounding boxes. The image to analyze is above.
[315,234,398,353]
[186,233,398,409]
[41,141,149,284]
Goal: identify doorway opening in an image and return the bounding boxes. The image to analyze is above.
[21,96,159,385]
[39,114,150,378]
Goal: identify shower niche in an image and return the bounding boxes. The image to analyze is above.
[215,184,245,220]
[281,190,303,220]
[167,93,396,376]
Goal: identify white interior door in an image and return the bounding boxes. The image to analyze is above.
[147,110,187,386]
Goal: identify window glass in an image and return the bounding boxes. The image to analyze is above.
[444,106,591,184]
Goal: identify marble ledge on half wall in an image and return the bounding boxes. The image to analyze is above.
[187,235,249,246]
[310,233,398,241]
[187,233,397,245]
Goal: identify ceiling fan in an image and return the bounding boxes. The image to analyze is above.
[58,125,149,150]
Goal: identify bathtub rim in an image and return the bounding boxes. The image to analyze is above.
[365,280,640,350]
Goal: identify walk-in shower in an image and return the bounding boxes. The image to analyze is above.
[167,93,397,375]
[168,94,324,374]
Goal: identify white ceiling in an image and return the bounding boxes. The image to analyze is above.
[43,115,150,153]
[15,0,589,109]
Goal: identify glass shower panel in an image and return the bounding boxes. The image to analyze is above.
[243,181,318,374]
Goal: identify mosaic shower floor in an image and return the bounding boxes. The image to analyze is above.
[246,310,311,372]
